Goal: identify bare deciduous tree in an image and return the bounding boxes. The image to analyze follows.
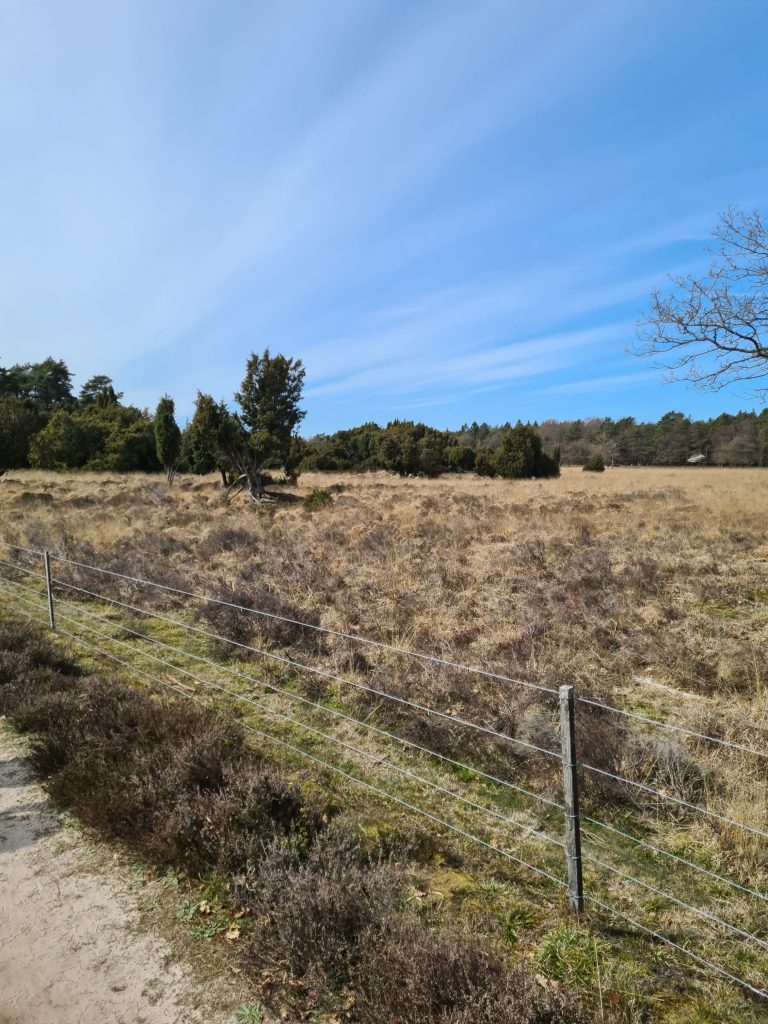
[635,207,768,396]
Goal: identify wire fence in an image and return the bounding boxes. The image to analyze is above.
[0,539,766,1002]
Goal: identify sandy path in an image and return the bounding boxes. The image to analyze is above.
[0,728,233,1024]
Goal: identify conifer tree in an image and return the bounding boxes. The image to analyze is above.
[186,391,232,485]
[223,349,306,500]
[153,394,182,485]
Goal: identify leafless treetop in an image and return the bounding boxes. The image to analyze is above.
[635,207,768,398]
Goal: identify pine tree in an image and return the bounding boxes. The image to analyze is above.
[224,350,306,500]
[80,375,122,406]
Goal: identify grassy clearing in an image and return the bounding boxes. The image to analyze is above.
[0,466,767,1021]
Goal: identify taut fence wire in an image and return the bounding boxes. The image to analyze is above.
[0,539,766,1002]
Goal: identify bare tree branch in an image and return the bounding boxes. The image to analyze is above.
[633,207,768,397]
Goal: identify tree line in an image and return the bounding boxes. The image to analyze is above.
[0,358,156,473]
[299,409,768,472]
[2,355,767,493]
[0,351,306,500]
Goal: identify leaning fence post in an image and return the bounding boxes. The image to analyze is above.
[43,550,55,631]
[559,684,584,913]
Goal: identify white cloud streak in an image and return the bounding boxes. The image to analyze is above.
[0,0,765,429]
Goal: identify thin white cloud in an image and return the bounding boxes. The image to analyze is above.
[306,322,630,399]
[298,257,673,400]
[0,0,765,431]
[534,370,661,396]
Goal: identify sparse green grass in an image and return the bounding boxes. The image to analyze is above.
[235,1004,263,1023]
[536,925,606,987]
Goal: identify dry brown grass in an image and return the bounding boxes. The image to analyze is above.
[3,465,766,700]
[3,465,766,831]
[1,466,767,1020]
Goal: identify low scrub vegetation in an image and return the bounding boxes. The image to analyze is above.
[582,454,605,473]
[3,468,766,849]
[1,467,767,1021]
[0,619,599,1023]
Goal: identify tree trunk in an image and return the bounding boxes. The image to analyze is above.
[226,455,264,502]
[244,465,263,501]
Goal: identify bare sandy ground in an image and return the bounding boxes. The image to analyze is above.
[0,726,234,1024]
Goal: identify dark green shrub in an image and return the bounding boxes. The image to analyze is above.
[0,396,40,468]
[474,449,497,477]
[495,424,560,480]
[417,435,445,477]
[377,421,420,475]
[444,445,475,472]
[304,487,334,510]
[583,454,605,472]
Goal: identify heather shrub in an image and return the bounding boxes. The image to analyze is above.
[196,525,257,559]
[0,621,83,734]
[303,487,334,510]
[0,618,79,678]
[195,584,322,654]
[624,734,708,804]
[242,832,596,1023]
[0,618,601,1024]
[242,829,400,998]
[356,920,596,1024]
[42,687,322,873]
[0,620,323,873]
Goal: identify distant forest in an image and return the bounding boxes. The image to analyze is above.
[2,356,767,475]
[302,411,768,472]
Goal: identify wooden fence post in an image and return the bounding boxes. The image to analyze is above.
[43,550,55,631]
[559,684,584,912]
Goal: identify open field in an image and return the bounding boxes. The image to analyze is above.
[3,465,767,696]
[0,466,767,1022]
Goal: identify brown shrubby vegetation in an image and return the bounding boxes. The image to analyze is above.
[0,619,600,1024]
[245,831,595,1023]
[2,466,766,827]
[0,621,322,874]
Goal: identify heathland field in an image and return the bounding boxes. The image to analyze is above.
[0,466,766,1023]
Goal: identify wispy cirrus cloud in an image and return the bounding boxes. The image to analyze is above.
[0,0,766,430]
[533,370,661,396]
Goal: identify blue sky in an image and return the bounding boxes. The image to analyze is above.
[1,1,767,434]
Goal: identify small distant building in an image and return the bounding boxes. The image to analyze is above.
[686,453,707,465]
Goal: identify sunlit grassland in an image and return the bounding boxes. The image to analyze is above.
[0,465,767,1022]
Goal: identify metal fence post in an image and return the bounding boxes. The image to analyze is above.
[43,550,55,631]
[559,684,584,913]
